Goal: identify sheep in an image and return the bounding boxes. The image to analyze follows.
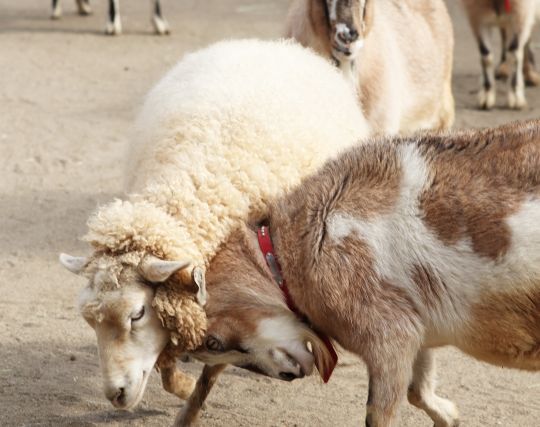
[51,0,169,35]
[170,119,540,426]
[461,0,537,109]
[59,39,369,412]
[285,0,455,135]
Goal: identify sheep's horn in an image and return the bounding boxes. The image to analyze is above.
[59,253,88,274]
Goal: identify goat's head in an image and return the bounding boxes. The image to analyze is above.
[59,252,206,409]
[323,0,373,61]
[190,227,335,382]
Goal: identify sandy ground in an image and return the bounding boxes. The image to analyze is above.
[1,1,540,426]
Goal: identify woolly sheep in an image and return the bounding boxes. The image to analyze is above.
[60,39,370,410]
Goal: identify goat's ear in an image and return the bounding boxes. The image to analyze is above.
[59,253,88,274]
[139,255,190,283]
[191,266,207,306]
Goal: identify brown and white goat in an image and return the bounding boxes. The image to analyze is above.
[62,121,540,426]
[51,0,169,35]
[285,0,455,134]
[182,120,540,426]
[461,0,536,109]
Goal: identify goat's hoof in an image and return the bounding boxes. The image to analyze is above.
[78,8,92,16]
[478,89,495,110]
[105,20,122,36]
[152,17,170,35]
[508,91,527,110]
[50,9,62,20]
[525,70,540,87]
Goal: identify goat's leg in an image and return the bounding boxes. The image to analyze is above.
[75,0,92,16]
[364,343,418,427]
[524,41,540,86]
[474,26,496,109]
[160,364,196,400]
[407,349,459,427]
[507,13,535,109]
[51,0,62,19]
[496,27,510,80]
[105,0,122,35]
[173,364,226,427]
[151,0,170,35]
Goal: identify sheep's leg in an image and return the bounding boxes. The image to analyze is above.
[51,0,62,19]
[474,26,496,109]
[364,344,417,427]
[105,0,122,35]
[173,364,226,427]
[75,0,92,16]
[407,349,459,427]
[151,0,170,35]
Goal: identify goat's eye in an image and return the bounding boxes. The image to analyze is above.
[131,306,145,322]
[205,336,225,352]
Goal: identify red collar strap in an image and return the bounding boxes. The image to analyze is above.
[257,225,338,383]
[504,0,511,13]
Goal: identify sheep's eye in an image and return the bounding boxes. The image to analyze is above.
[205,336,225,352]
[131,307,145,322]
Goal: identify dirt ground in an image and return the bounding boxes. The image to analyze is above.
[1,1,540,426]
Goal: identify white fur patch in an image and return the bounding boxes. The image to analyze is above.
[325,145,540,341]
[327,145,540,344]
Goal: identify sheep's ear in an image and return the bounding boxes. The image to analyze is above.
[191,266,207,306]
[59,253,88,274]
[139,255,190,283]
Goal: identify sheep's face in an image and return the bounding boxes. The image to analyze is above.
[325,0,370,61]
[78,282,168,409]
[59,253,192,410]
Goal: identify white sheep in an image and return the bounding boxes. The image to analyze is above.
[51,0,169,35]
[60,39,369,411]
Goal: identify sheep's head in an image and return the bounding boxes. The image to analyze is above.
[324,0,373,61]
[59,251,207,410]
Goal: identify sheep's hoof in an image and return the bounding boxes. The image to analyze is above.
[152,17,170,35]
[478,88,496,110]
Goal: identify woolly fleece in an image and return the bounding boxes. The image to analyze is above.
[84,39,369,351]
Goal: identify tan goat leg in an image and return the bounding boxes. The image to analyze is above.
[474,26,497,110]
[160,364,196,400]
[407,350,459,427]
[364,343,418,427]
[506,13,535,109]
[75,0,92,15]
[173,364,226,427]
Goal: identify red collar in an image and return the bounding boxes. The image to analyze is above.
[504,0,511,13]
[257,225,338,383]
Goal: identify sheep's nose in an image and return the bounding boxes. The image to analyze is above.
[106,387,126,407]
